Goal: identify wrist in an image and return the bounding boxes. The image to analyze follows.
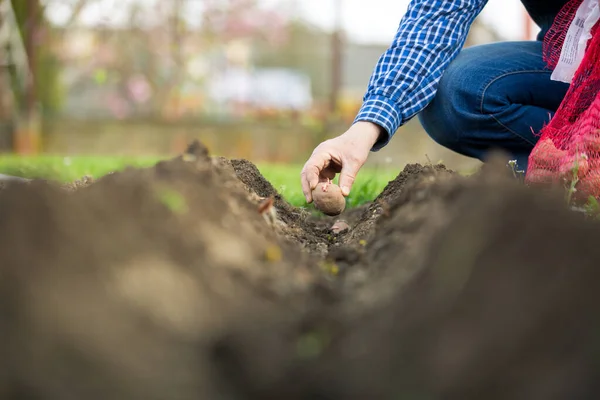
[346,121,384,147]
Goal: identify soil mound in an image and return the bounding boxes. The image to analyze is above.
[0,146,333,399]
[227,157,332,255]
[285,162,600,400]
[375,162,454,205]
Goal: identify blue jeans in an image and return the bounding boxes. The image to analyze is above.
[418,41,570,171]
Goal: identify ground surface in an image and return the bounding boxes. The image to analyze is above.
[0,154,398,208]
[1,141,600,399]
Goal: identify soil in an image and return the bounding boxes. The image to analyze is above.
[1,141,600,399]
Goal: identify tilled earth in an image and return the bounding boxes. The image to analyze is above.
[1,141,600,399]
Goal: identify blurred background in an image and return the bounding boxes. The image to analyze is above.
[1,0,539,172]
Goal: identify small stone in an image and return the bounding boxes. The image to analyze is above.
[331,220,350,234]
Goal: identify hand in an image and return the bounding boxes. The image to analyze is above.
[301,121,383,203]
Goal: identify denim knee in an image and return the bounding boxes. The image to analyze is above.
[417,41,565,166]
[418,75,464,150]
[417,44,487,153]
[418,100,457,149]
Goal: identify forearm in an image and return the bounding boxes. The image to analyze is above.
[355,0,489,150]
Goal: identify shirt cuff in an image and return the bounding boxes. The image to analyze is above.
[353,95,403,151]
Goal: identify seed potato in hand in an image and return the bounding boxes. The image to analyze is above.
[311,179,346,216]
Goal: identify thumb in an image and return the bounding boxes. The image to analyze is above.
[339,163,358,197]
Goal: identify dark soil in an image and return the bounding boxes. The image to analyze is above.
[228,157,332,255]
[1,141,600,399]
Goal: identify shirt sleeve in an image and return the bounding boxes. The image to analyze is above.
[354,0,489,151]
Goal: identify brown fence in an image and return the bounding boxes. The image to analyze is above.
[40,117,481,171]
[42,118,327,162]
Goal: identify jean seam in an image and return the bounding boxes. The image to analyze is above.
[479,69,552,146]
[478,69,552,113]
[490,114,537,146]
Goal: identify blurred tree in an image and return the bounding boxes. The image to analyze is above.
[8,0,101,116]
[10,0,63,116]
[200,0,289,46]
[85,0,293,118]
[37,0,292,119]
[100,0,189,117]
[252,20,331,101]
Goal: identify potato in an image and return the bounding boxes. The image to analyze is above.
[531,138,567,167]
[526,167,559,186]
[559,152,589,180]
[312,181,346,216]
[582,130,600,153]
[576,169,600,198]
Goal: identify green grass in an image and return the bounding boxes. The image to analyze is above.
[256,163,398,208]
[0,155,398,208]
[0,155,161,182]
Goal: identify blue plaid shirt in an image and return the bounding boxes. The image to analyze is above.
[354,0,488,150]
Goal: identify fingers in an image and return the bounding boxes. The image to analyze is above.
[301,152,331,203]
[339,161,358,197]
[320,167,337,181]
[301,172,312,203]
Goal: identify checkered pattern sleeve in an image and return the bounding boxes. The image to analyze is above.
[354,0,489,150]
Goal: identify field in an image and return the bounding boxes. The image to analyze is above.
[1,140,599,399]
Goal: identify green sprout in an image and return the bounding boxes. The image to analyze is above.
[565,150,584,206]
[507,159,525,182]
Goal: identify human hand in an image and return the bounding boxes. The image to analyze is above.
[300,121,383,203]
